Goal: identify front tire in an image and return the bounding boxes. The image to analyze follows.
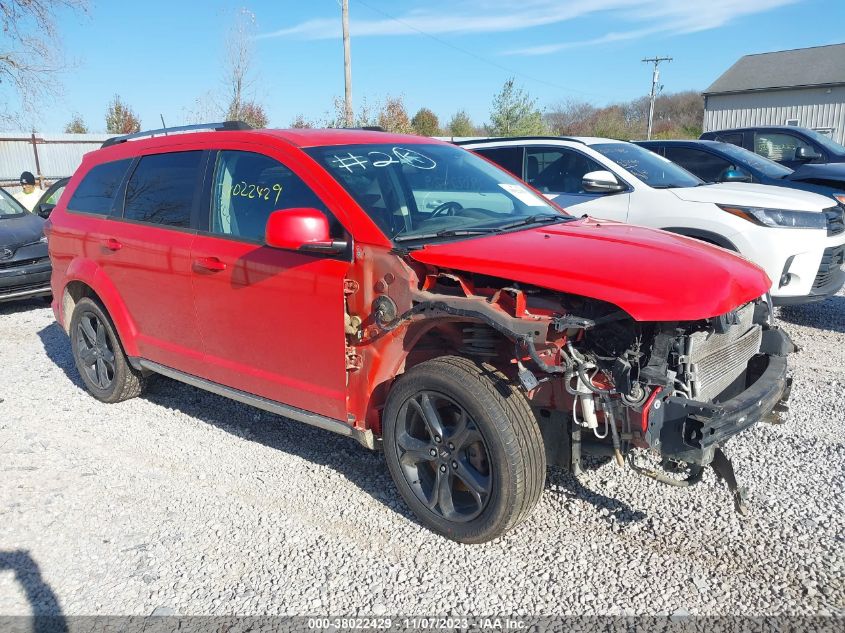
[70,297,146,403]
[383,356,545,543]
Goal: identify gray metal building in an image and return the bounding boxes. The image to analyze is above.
[703,43,845,144]
[0,132,110,193]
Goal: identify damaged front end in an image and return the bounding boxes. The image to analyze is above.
[345,256,795,514]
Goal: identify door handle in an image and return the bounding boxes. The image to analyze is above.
[103,238,122,251]
[193,256,227,272]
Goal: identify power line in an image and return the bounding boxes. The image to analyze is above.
[354,0,614,100]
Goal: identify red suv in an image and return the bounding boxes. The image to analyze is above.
[46,122,794,542]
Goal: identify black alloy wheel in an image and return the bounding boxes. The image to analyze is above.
[75,310,117,390]
[394,390,492,522]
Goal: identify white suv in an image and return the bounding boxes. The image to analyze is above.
[461,137,845,305]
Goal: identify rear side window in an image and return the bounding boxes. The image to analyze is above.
[123,151,203,228]
[67,159,132,215]
[473,147,523,178]
[663,147,734,183]
[714,132,743,146]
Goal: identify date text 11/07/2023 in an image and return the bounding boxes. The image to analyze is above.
[306,617,528,630]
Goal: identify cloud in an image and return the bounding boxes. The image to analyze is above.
[256,0,637,40]
[503,0,800,55]
[258,0,800,58]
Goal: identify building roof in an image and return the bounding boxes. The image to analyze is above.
[704,43,845,95]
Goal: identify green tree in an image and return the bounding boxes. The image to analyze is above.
[446,110,475,137]
[64,114,89,134]
[411,108,440,136]
[489,78,545,136]
[377,95,413,134]
[105,95,141,134]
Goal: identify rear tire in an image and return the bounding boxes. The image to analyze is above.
[383,355,545,543]
[70,297,146,403]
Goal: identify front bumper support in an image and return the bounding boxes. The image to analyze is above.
[645,328,794,465]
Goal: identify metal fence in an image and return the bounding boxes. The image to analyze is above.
[0,132,110,194]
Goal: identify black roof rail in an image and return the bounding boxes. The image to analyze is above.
[453,135,587,146]
[101,120,253,148]
[352,126,385,132]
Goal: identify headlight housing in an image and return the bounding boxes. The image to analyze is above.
[717,204,827,229]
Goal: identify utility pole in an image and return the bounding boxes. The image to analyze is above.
[341,0,353,127]
[642,56,672,139]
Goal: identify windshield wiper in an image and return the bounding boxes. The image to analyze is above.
[494,214,567,231]
[394,227,499,243]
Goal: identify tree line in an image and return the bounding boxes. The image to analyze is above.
[64,78,704,140]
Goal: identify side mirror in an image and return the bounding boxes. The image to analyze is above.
[36,202,55,219]
[582,170,625,193]
[265,208,347,254]
[720,169,752,183]
[795,146,821,162]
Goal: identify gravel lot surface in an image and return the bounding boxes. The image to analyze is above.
[1,292,843,617]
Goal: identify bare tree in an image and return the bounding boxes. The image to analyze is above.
[544,99,598,135]
[0,0,88,128]
[290,114,315,129]
[224,8,267,124]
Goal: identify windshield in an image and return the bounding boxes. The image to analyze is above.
[306,143,568,243]
[592,142,703,188]
[0,188,28,217]
[801,128,845,155]
[715,142,793,178]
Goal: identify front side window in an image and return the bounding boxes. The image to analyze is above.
[0,188,27,217]
[209,151,337,242]
[123,152,203,227]
[306,143,566,243]
[801,128,845,154]
[754,133,814,162]
[45,184,66,206]
[526,147,607,193]
[663,147,734,183]
[67,159,132,215]
[591,142,703,189]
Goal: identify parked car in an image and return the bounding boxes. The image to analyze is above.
[0,187,51,303]
[699,126,845,169]
[460,137,845,305]
[47,122,794,542]
[634,139,845,206]
[34,177,70,218]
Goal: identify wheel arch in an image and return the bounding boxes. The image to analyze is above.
[61,259,140,358]
[357,318,515,435]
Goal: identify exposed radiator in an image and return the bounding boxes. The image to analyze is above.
[687,303,761,402]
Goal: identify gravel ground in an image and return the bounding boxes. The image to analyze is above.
[0,291,843,618]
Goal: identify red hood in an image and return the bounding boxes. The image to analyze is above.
[409,218,770,322]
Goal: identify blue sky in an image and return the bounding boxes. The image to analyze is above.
[33,0,845,132]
